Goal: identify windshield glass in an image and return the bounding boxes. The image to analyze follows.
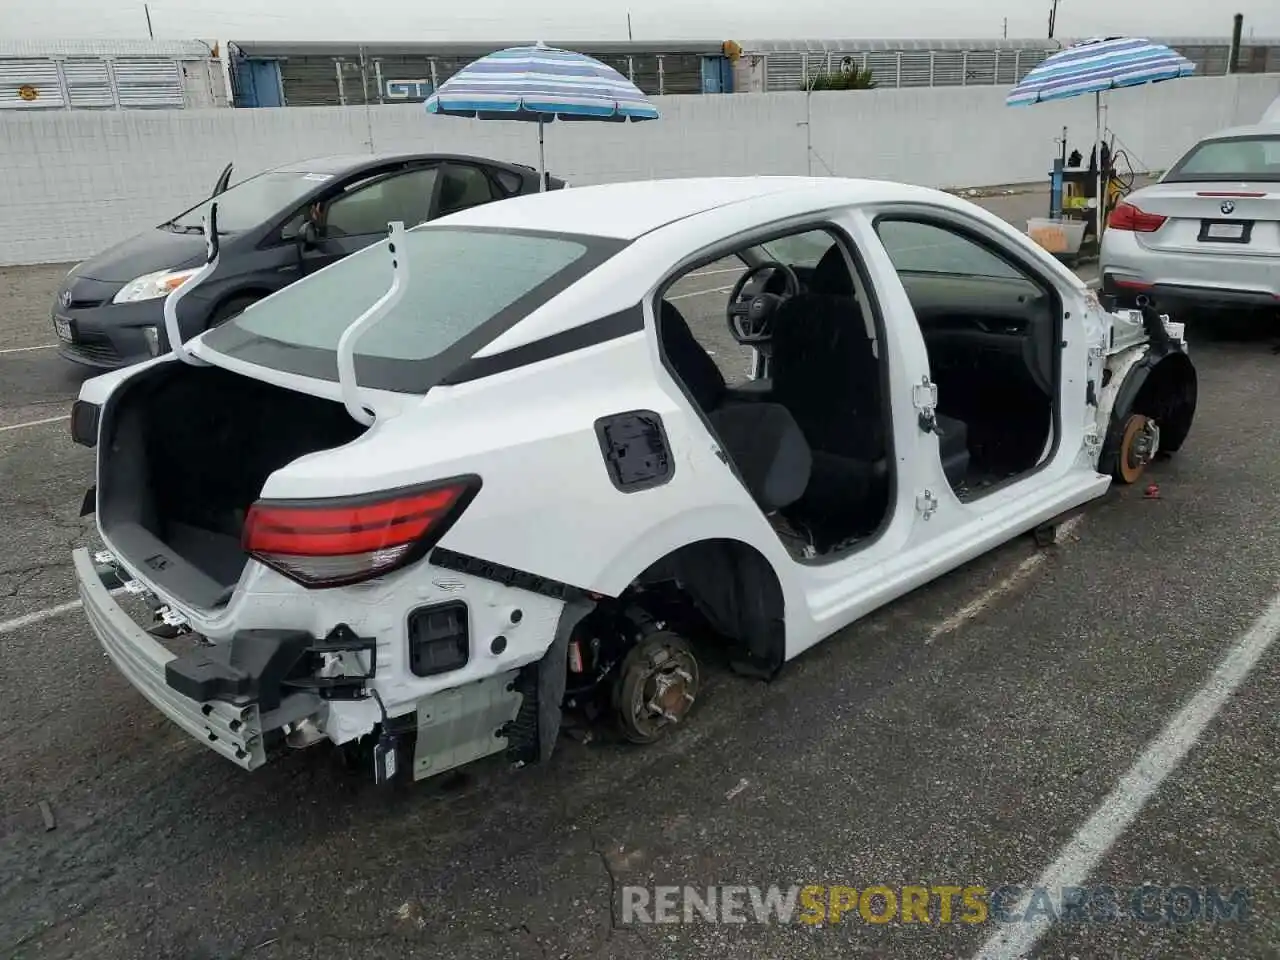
[167,170,331,233]
[200,226,624,392]
[1164,135,1280,183]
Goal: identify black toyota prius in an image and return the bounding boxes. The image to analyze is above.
[52,152,565,369]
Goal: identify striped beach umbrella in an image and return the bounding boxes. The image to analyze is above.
[1006,37,1196,106]
[425,42,659,190]
[1006,38,1196,236]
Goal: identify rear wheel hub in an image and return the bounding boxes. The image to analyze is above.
[612,631,700,745]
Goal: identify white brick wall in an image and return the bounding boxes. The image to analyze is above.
[1,73,1276,266]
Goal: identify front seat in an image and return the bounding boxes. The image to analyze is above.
[768,289,889,542]
[797,244,970,488]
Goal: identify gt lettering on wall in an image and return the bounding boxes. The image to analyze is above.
[384,79,432,100]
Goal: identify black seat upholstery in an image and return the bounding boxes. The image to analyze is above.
[934,415,970,488]
[706,403,811,513]
[811,243,855,297]
[770,293,885,459]
[659,300,726,412]
[799,244,971,489]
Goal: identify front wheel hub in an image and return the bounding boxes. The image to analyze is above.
[1118,413,1160,484]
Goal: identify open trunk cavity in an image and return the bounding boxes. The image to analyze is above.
[98,365,368,610]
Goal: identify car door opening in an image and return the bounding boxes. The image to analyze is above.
[873,216,1060,499]
[657,227,899,560]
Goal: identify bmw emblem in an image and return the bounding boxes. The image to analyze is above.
[1220,200,1235,215]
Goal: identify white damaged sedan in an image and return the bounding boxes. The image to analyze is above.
[70,176,1198,785]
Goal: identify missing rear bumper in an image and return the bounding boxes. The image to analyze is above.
[73,547,269,770]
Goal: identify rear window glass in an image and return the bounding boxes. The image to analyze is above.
[200,226,622,392]
[1164,135,1280,182]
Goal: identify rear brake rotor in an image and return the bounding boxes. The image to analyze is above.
[612,631,700,745]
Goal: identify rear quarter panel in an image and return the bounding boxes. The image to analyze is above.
[260,330,793,600]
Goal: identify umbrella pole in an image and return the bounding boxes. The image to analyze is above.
[538,116,546,192]
[1095,91,1105,240]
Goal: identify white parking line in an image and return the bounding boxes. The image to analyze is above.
[0,598,85,636]
[928,515,1083,643]
[668,285,734,302]
[972,589,1280,960]
[0,415,67,433]
[687,267,745,279]
[0,587,127,636]
[0,343,57,355]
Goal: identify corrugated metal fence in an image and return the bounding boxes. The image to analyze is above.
[270,49,706,106]
[750,38,1280,91]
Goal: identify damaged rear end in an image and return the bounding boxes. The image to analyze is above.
[72,214,618,783]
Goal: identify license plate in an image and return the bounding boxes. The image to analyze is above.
[1199,220,1249,242]
[54,316,72,341]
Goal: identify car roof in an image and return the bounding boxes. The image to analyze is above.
[269,153,541,176]
[1197,122,1280,142]
[433,176,939,240]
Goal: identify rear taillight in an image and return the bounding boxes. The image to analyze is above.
[243,476,480,588]
[1108,202,1167,233]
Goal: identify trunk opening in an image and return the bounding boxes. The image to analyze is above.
[98,365,369,610]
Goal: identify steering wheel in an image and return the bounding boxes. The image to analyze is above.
[726,261,801,344]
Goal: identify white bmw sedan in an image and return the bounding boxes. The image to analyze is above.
[1099,123,1279,315]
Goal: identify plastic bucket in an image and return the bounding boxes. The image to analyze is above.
[1026,217,1086,255]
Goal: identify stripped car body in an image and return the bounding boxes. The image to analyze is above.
[71,176,1198,783]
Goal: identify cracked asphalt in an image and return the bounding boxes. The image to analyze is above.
[1,187,1278,960]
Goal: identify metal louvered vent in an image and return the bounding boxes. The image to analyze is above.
[628,54,663,95]
[930,51,964,86]
[864,52,900,87]
[64,59,114,107]
[0,59,64,108]
[113,59,183,107]
[994,51,1019,85]
[658,53,704,94]
[897,52,933,87]
[962,50,997,85]
[765,52,805,90]
[279,56,343,106]
[1013,50,1049,82]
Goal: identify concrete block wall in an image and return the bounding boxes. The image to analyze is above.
[0,73,1276,266]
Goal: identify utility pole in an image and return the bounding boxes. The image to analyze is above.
[1227,13,1244,73]
[144,3,154,38]
[1002,18,1008,39]
[1048,0,1060,39]
[626,11,633,41]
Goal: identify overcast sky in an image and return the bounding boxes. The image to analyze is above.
[2,0,1276,44]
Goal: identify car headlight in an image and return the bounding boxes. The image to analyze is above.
[111,268,200,304]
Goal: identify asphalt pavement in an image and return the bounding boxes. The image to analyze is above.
[0,185,1277,960]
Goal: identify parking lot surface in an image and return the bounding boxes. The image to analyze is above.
[1,187,1277,960]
